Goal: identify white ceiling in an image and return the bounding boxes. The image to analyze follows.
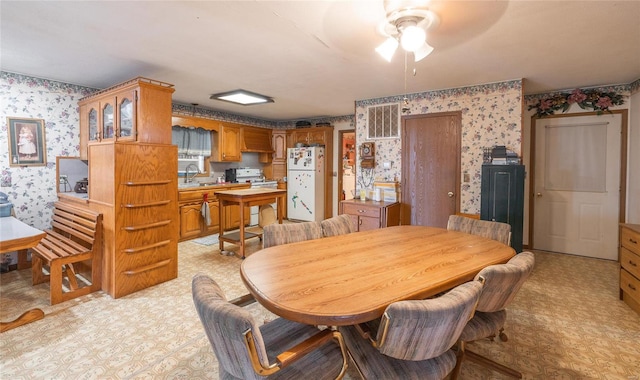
[2,1,639,122]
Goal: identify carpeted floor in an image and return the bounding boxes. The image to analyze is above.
[1,238,639,379]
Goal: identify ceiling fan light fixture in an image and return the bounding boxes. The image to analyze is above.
[413,41,434,62]
[399,23,426,52]
[376,37,399,62]
[210,89,274,106]
[376,6,439,62]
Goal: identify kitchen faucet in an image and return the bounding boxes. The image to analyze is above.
[184,163,200,183]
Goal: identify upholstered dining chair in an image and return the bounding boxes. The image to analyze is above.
[338,279,484,380]
[262,221,323,248]
[320,214,357,237]
[447,215,512,246]
[450,251,535,379]
[192,274,348,380]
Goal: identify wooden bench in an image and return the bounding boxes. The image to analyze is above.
[31,202,103,305]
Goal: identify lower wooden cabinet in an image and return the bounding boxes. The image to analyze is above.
[339,200,400,231]
[180,202,221,240]
[178,184,249,241]
[620,223,640,316]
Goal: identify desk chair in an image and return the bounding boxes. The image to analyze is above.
[447,215,511,246]
[262,221,323,248]
[450,251,535,379]
[192,274,348,380]
[321,214,357,237]
[338,279,484,380]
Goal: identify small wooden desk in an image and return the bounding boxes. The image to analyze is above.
[216,188,287,258]
[241,225,515,326]
[0,217,46,333]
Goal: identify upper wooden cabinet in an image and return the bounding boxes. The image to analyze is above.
[287,126,333,148]
[272,130,287,163]
[270,130,287,181]
[242,126,273,153]
[79,78,174,160]
[212,123,242,162]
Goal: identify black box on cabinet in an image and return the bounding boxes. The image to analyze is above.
[480,164,525,253]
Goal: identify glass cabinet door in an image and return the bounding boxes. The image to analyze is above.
[103,103,114,139]
[88,108,99,141]
[119,97,133,138]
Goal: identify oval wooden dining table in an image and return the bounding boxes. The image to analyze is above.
[240,225,515,326]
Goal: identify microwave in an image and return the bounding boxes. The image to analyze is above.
[225,168,239,183]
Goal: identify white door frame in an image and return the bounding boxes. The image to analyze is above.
[528,109,628,252]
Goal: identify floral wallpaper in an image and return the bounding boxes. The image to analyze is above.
[0,72,96,267]
[354,79,524,214]
[1,72,96,225]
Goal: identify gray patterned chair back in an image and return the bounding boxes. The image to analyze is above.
[378,279,484,361]
[321,214,357,237]
[447,215,511,246]
[191,274,269,379]
[474,251,535,313]
[262,221,323,248]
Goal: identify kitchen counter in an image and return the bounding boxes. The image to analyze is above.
[177,182,248,190]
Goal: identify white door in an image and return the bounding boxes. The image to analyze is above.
[533,113,621,260]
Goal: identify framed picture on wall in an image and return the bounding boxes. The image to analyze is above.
[6,117,47,167]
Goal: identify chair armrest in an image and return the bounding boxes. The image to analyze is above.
[355,317,385,347]
[355,323,373,341]
[245,328,348,377]
[276,329,336,367]
[229,293,256,307]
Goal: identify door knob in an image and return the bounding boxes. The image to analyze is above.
[447,192,454,198]
[536,192,542,197]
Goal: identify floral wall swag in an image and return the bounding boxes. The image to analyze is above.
[529,88,624,117]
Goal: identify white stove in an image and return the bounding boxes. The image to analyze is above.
[233,168,278,224]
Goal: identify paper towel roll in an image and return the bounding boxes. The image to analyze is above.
[197,155,205,172]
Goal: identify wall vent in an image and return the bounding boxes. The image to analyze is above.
[367,103,400,139]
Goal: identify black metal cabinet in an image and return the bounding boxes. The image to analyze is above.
[481,164,525,253]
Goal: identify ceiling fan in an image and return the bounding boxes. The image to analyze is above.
[375,0,440,62]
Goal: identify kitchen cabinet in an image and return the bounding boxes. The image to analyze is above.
[620,224,640,316]
[287,126,332,147]
[287,126,334,219]
[211,124,242,162]
[180,204,205,240]
[340,200,400,231]
[242,126,273,152]
[177,184,250,241]
[480,164,525,253]
[179,201,222,240]
[270,130,287,181]
[79,77,173,160]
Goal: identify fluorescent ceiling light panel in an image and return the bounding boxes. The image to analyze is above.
[210,90,274,105]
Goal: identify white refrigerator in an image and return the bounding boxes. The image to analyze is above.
[287,147,325,222]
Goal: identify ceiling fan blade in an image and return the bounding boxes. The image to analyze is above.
[376,37,399,62]
[413,41,434,62]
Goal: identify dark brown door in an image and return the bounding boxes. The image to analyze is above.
[401,112,461,227]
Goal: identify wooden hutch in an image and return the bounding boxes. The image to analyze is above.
[78,77,178,298]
